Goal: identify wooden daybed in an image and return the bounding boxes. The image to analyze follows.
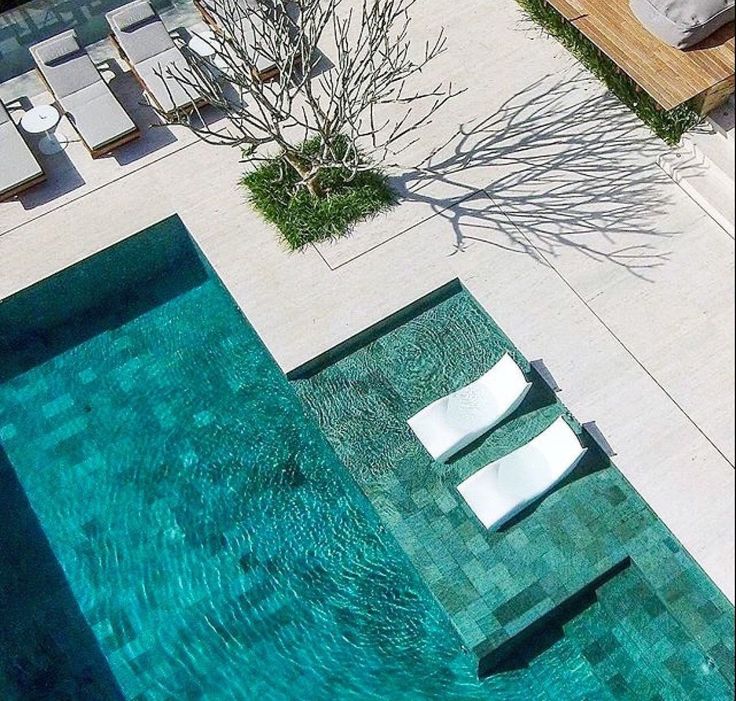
[544,0,735,114]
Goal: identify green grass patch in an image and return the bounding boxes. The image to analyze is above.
[516,0,701,144]
[242,139,397,251]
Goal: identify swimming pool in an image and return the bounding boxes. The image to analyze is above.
[292,283,735,699]
[0,216,733,700]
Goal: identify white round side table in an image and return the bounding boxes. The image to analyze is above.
[21,105,69,155]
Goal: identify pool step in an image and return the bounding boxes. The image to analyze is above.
[593,567,732,700]
[477,559,630,677]
[519,625,616,701]
[658,116,735,238]
[552,561,733,701]
[480,558,733,699]
[560,587,664,699]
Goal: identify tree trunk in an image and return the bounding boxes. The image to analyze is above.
[283,151,323,198]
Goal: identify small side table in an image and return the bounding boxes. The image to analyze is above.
[21,105,68,155]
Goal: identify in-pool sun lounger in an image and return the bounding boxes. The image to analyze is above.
[107,0,204,116]
[0,101,46,202]
[457,416,587,531]
[30,30,139,158]
[407,353,532,463]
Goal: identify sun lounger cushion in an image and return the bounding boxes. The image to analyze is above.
[630,0,735,49]
[136,48,200,113]
[0,102,44,199]
[241,15,280,73]
[109,2,178,64]
[62,82,138,152]
[199,0,298,76]
[457,416,587,530]
[30,31,137,153]
[32,31,80,66]
[408,354,532,463]
[113,0,157,32]
[204,0,259,16]
[32,32,99,98]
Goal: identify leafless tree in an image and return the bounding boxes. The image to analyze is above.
[158,0,460,197]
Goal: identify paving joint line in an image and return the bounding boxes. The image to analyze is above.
[0,123,230,241]
[482,186,735,469]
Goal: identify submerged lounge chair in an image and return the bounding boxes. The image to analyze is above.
[0,101,46,202]
[457,416,587,531]
[408,354,532,463]
[30,30,139,158]
[107,0,204,116]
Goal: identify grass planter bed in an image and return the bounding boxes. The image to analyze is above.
[517,0,702,144]
[242,140,397,251]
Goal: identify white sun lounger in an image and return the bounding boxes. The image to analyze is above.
[457,416,587,530]
[30,30,139,157]
[193,0,302,81]
[407,353,532,463]
[107,0,204,116]
[0,101,45,202]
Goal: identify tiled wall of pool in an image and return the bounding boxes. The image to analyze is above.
[0,216,733,700]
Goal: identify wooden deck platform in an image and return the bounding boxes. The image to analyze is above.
[545,0,735,113]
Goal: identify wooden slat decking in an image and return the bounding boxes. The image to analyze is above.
[545,0,735,112]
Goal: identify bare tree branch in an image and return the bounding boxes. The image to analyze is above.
[155,0,463,196]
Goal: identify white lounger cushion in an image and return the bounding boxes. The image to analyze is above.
[457,416,587,530]
[408,354,532,463]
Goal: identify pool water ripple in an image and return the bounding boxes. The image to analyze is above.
[1,222,732,700]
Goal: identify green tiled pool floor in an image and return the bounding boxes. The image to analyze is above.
[1,221,496,700]
[293,285,735,698]
[0,218,733,700]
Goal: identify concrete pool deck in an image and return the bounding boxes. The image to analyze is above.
[0,0,733,610]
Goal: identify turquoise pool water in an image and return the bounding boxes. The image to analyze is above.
[0,217,733,700]
[293,285,735,699]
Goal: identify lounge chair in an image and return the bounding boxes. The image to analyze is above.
[106,0,204,116]
[408,354,532,463]
[29,30,139,158]
[457,416,587,530]
[0,101,46,202]
[194,0,257,28]
[193,0,300,81]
